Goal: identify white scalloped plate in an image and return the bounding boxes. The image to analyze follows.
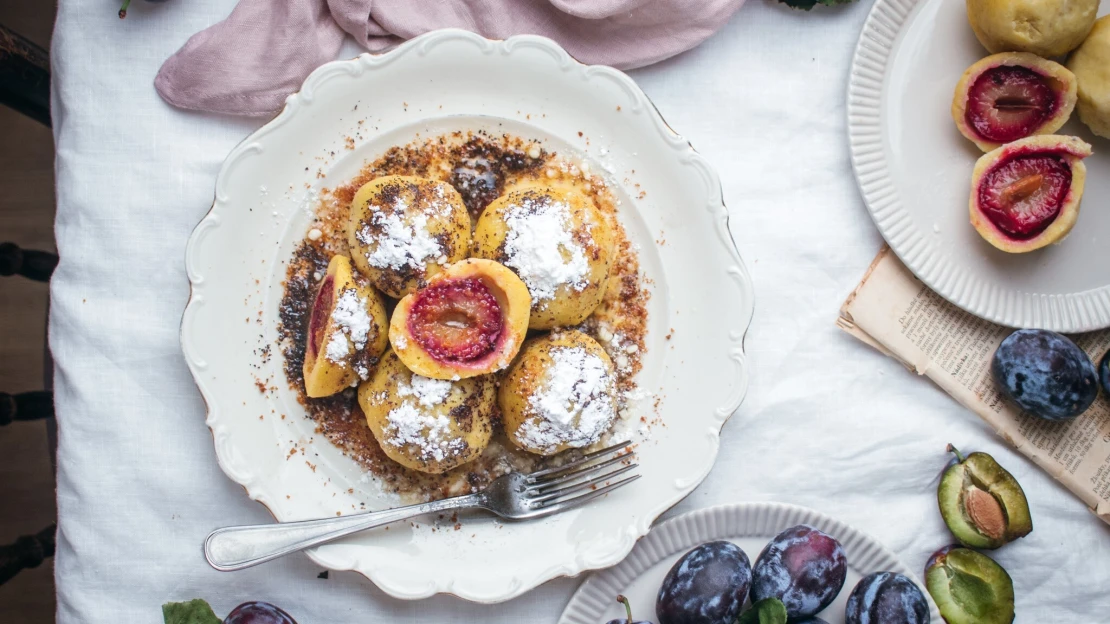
[181,30,753,603]
[849,0,1110,332]
[559,502,942,624]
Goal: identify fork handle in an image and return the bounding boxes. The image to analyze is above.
[204,493,483,571]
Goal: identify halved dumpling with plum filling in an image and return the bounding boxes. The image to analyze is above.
[953,53,1077,152]
[970,135,1091,253]
[389,258,530,380]
[303,255,389,397]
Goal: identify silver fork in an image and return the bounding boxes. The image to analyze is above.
[204,440,639,571]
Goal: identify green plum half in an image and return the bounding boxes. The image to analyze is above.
[937,445,1032,549]
[925,546,1014,624]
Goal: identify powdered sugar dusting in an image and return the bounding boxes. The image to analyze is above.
[324,288,375,379]
[503,195,590,302]
[515,346,616,453]
[332,289,372,349]
[397,375,453,407]
[358,205,443,272]
[385,375,465,462]
[325,332,351,364]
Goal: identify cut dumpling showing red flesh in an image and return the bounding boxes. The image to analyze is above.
[952,53,1077,152]
[303,255,390,397]
[970,135,1091,254]
[389,259,531,380]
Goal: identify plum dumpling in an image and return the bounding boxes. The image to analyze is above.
[969,135,1091,253]
[967,0,1099,58]
[347,175,471,298]
[952,53,1077,152]
[499,330,618,456]
[302,255,389,398]
[389,258,531,380]
[472,182,615,329]
[1068,16,1110,139]
[358,350,495,474]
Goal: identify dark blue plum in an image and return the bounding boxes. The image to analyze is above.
[749,525,847,620]
[991,329,1098,420]
[224,602,297,624]
[656,541,752,624]
[793,619,830,624]
[1100,350,1110,396]
[844,572,928,624]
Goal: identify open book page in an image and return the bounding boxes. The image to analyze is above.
[839,247,1110,524]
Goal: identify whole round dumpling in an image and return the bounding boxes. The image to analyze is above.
[1068,15,1110,139]
[499,330,618,456]
[358,350,495,474]
[967,0,1099,58]
[472,182,615,329]
[347,175,471,298]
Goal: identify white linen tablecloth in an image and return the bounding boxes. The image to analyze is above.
[50,0,1110,621]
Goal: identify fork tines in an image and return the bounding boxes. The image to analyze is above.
[524,440,640,512]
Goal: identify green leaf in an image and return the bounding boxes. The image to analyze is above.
[736,598,788,624]
[162,599,222,624]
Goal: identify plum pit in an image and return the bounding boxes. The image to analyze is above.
[307,275,335,359]
[408,277,503,364]
[967,66,1057,144]
[978,154,1071,239]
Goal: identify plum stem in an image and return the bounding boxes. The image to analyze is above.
[118,0,131,18]
[947,444,965,463]
[616,595,632,624]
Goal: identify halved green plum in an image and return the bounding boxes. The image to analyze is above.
[925,546,1014,624]
[937,445,1031,549]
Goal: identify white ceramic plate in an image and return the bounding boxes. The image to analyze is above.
[849,0,1110,332]
[559,502,942,624]
[181,30,753,603]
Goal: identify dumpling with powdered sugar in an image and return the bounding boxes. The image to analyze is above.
[498,330,619,456]
[347,175,471,298]
[358,350,496,474]
[302,255,389,398]
[472,182,615,329]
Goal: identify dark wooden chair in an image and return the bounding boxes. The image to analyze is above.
[0,242,57,282]
[0,24,50,127]
[0,525,55,586]
[1,21,57,586]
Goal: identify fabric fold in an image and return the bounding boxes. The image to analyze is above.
[155,0,745,116]
[155,0,347,115]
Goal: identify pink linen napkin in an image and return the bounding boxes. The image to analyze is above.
[155,0,746,116]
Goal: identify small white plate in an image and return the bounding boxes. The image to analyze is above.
[849,0,1110,332]
[182,30,753,603]
[559,502,942,624]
